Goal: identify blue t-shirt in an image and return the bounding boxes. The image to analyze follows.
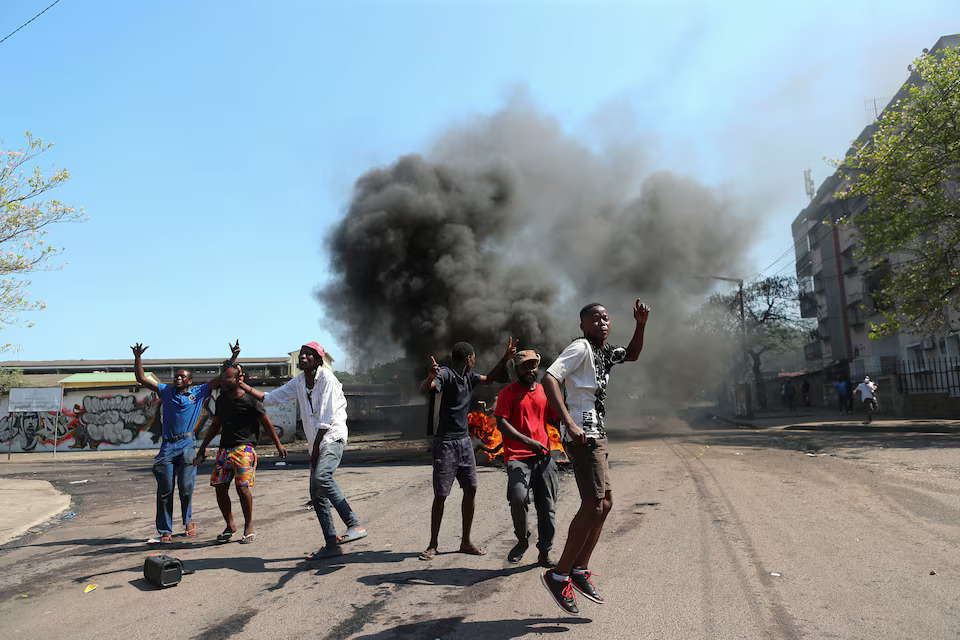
[433,366,482,440]
[157,382,211,439]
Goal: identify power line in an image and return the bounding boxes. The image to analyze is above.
[0,0,63,46]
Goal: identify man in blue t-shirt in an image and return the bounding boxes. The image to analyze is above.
[133,341,238,543]
[417,338,515,560]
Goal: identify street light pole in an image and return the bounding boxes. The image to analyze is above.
[708,276,748,385]
[698,275,751,418]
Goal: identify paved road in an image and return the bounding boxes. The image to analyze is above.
[2,412,960,639]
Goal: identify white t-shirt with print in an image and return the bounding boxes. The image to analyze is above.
[546,338,625,441]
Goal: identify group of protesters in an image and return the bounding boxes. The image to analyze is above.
[134,297,650,616]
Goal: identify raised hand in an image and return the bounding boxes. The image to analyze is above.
[428,356,440,378]
[633,299,651,324]
[131,343,149,358]
[229,340,241,360]
[503,336,517,360]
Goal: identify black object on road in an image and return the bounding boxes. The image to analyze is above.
[143,554,183,588]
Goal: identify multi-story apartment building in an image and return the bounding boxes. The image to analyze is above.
[793,34,960,384]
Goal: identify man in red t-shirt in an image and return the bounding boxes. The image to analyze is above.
[494,350,559,567]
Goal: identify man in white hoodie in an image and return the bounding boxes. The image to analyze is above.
[239,342,366,558]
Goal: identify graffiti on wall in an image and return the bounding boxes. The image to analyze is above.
[0,411,73,452]
[1,386,295,452]
[76,394,161,448]
[0,393,160,451]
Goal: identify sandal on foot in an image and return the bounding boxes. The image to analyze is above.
[337,527,368,544]
[148,534,174,545]
[239,533,256,544]
[418,549,437,561]
[216,529,237,543]
[458,545,486,556]
[184,522,197,537]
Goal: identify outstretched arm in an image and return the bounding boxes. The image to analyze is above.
[478,337,517,385]
[625,300,650,362]
[131,343,160,393]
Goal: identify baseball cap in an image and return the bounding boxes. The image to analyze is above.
[513,350,540,367]
[301,342,326,359]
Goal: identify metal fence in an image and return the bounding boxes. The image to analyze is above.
[895,357,960,397]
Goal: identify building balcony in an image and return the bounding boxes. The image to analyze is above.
[799,291,818,318]
[804,342,823,361]
[849,306,866,327]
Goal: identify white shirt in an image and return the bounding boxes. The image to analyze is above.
[855,381,877,400]
[264,368,348,450]
[546,338,605,441]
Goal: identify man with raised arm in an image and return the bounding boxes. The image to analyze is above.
[238,342,366,559]
[132,340,239,544]
[194,364,287,544]
[540,300,650,615]
[417,338,516,561]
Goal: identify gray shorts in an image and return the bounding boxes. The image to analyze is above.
[432,436,478,497]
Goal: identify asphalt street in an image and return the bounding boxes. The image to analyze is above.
[2,411,960,639]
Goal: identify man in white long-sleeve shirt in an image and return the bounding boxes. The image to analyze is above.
[239,342,367,558]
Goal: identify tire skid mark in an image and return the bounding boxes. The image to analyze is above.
[668,441,802,640]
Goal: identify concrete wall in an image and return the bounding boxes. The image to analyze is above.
[0,385,295,453]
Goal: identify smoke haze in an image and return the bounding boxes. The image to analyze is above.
[322,97,759,405]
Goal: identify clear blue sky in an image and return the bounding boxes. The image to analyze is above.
[1,1,956,368]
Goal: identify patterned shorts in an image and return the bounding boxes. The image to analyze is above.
[210,445,258,487]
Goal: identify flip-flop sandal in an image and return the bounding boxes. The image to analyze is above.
[147,535,174,545]
[239,533,257,544]
[184,523,197,537]
[337,528,368,544]
[418,550,437,561]
[216,530,236,543]
[458,546,486,556]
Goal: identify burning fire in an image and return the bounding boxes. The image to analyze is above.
[468,410,567,462]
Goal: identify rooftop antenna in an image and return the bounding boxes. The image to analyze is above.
[803,169,815,202]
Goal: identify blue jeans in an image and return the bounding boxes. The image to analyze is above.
[152,438,196,535]
[310,439,359,546]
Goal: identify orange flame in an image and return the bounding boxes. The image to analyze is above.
[468,411,502,461]
[468,410,568,462]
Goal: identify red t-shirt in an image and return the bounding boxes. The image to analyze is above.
[494,382,552,461]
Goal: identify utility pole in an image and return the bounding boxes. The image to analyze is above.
[695,274,752,417]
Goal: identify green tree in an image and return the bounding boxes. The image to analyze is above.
[0,133,86,351]
[0,369,28,394]
[691,276,809,409]
[837,45,960,337]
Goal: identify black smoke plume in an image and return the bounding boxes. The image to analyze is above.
[322,99,758,404]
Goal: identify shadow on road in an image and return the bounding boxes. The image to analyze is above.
[351,615,592,640]
[357,563,532,588]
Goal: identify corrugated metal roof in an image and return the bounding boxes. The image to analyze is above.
[58,372,160,388]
